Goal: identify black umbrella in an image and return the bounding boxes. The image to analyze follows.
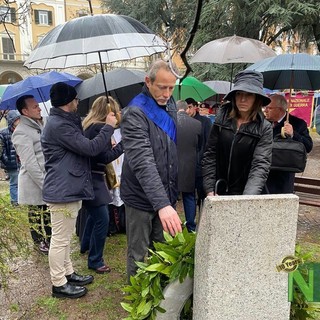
[76,68,146,116]
[23,14,167,100]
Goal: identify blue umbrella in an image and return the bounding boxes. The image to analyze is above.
[0,71,82,110]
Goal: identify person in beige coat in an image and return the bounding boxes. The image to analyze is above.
[12,95,51,254]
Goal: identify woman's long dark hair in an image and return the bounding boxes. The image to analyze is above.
[229,94,263,122]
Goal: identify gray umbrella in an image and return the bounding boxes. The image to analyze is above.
[76,68,146,100]
[76,68,146,116]
[203,80,233,95]
[190,35,276,86]
[23,14,166,98]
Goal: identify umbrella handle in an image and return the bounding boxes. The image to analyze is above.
[287,70,294,123]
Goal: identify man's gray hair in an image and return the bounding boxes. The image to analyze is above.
[147,59,179,82]
[176,100,188,111]
[271,94,288,111]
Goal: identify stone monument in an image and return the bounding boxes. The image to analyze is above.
[193,194,299,320]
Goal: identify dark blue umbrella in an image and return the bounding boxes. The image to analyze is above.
[0,71,82,110]
[246,53,320,90]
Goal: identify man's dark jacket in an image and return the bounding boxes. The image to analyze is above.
[120,87,178,212]
[266,113,313,194]
[41,107,113,203]
[177,111,201,193]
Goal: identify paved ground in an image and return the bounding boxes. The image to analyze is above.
[296,131,320,243]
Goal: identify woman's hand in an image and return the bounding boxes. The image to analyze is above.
[106,112,117,128]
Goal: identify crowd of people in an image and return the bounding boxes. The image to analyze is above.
[0,59,315,299]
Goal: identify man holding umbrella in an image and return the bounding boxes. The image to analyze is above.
[41,82,118,299]
[121,60,182,281]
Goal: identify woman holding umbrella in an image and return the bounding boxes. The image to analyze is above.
[80,96,123,273]
[202,70,273,196]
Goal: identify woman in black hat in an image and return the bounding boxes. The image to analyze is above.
[202,70,273,196]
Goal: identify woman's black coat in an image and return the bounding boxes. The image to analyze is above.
[83,123,123,207]
[202,103,273,195]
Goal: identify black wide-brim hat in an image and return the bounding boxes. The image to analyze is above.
[224,70,271,106]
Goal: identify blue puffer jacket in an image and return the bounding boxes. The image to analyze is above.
[41,107,114,203]
[0,110,20,170]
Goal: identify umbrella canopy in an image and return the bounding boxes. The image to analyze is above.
[0,84,9,98]
[190,35,276,86]
[190,35,276,64]
[0,71,82,110]
[203,80,233,95]
[24,14,166,70]
[173,76,216,101]
[76,68,146,116]
[23,14,166,99]
[76,68,146,100]
[246,53,320,90]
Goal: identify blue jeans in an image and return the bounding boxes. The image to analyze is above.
[182,192,197,232]
[7,169,18,204]
[81,205,109,269]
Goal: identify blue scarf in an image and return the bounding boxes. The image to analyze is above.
[128,93,177,143]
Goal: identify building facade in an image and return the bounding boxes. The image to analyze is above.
[0,0,105,84]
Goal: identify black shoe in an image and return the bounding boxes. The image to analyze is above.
[38,241,49,254]
[52,283,87,299]
[66,272,94,286]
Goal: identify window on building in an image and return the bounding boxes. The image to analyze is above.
[0,6,16,23]
[34,10,52,25]
[2,37,15,60]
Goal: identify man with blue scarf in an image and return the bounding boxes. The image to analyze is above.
[121,60,182,281]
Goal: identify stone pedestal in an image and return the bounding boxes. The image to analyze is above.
[193,194,299,320]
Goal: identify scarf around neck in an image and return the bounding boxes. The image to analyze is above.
[128,93,177,143]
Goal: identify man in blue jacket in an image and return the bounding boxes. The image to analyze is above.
[41,82,117,299]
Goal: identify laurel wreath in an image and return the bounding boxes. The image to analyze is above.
[121,227,195,320]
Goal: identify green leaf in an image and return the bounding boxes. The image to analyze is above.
[157,251,177,263]
[145,263,165,272]
[141,286,149,298]
[136,299,146,315]
[155,305,166,313]
[141,301,153,316]
[163,231,173,242]
[121,302,133,313]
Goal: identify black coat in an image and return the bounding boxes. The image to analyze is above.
[177,111,201,192]
[193,112,212,176]
[82,123,123,207]
[202,103,273,195]
[41,108,113,203]
[120,88,178,212]
[266,113,313,194]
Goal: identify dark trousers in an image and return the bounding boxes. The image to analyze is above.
[28,205,51,244]
[125,205,164,282]
[182,192,196,232]
[81,204,109,269]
